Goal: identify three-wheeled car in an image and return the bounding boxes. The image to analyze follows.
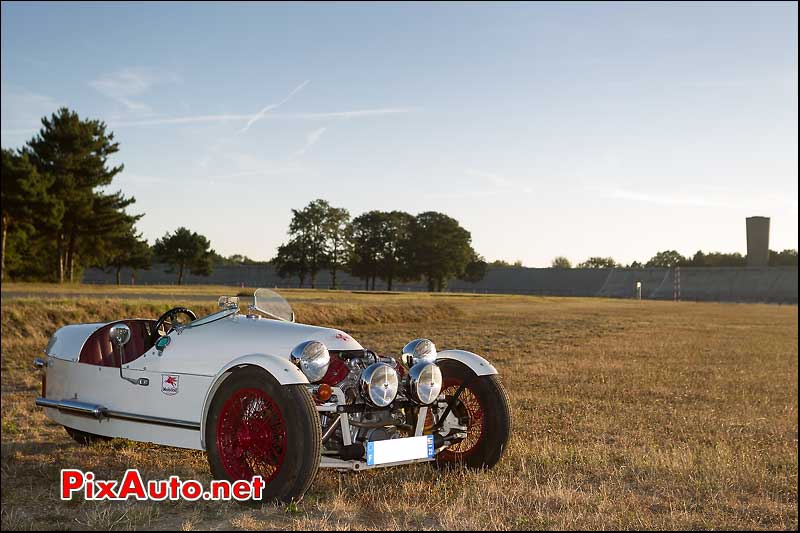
[35,289,511,501]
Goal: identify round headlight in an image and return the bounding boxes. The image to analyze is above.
[360,362,399,407]
[401,338,437,368]
[290,340,330,382]
[408,362,443,405]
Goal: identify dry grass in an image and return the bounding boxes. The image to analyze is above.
[1,285,797,530]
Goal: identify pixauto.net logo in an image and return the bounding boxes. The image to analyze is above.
[60,469,265,501]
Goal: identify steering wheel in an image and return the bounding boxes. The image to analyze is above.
[153,307,198,337]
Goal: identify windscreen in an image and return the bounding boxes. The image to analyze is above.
[253,288,294,322]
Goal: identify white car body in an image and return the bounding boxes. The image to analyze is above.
[37,304,497,454]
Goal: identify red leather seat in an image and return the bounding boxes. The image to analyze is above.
[99,333,115,366]
[79,320,156,367]
[81,336,105,366]
[123,321,147,364]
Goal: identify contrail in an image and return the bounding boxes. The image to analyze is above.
[107,107,410,128]
[239,80,310,133]
[294,127,327,157]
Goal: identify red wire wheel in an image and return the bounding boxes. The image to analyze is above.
[434,378,486,460]
[428,360,512,469]
[205,368,321,503]
[216,388,287,483]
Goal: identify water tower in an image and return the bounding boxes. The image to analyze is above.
[745,216,770,267]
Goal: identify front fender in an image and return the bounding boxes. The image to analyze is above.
[436,349,498,376]
[199,353,308,449]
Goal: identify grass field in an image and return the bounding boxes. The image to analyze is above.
[1,284,797,530]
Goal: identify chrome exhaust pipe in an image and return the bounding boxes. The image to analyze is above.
[35,397,107,419]
[35,397,201,430]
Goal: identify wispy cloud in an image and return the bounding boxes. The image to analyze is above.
[465,169,516,189]
[462,168,534,195]
[425,169,535,201]
[109,107,411,128]
[598,187,799,211]
[283,108,411,120]
[89,67,180,112]
[605,189,737,208]
[118,158,307,187]
[0,83,61,138]
[238,80,310,133]
[294,127,327,157]
[111,114,250,127]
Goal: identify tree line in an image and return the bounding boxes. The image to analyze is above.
[3,108,795,285]
[1,109,486,289]
[549,248,798,269]
[272,199,486,291]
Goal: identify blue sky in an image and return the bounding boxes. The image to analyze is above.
[2,1,797,266]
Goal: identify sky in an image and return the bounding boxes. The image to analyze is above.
[1,1,797,266]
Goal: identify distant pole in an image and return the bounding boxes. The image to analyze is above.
[673,266,681,301]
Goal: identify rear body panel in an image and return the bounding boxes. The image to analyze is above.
[42,357,208,449]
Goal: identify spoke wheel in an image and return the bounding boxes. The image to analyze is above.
[429,360,512,469]
[206,368,321,503]
[216,388,287,484]
[435,378,486,460]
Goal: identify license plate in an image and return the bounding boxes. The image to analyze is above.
[366,435,435,466]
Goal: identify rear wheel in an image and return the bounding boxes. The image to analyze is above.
[64,426,111,445]
[431,360,511,469]
[205,367,321,503]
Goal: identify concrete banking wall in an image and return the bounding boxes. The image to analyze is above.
[83,264,798,304]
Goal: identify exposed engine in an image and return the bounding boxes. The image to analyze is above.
[321,351,410,454]
[292,338,455,462]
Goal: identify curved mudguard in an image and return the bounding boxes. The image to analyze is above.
[436,349,498,376]
[199,353,308,449]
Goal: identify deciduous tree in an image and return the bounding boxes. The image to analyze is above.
[378,211,415,291]
[273,238,309,287]
[645,250,688,268]
[551,256,572,269]
[577,256,618,269]
[288,199,333,289]
[407,211,474,292]
[460,252,488,283]
[324,205,351,289]
[100,226,152,285]
[769,249,798,266]
[349,211,385,290]
[153,227,214,285]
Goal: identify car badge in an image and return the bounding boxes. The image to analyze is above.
[161,374,179,395]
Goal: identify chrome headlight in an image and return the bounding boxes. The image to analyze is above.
[408,362,443,405]
[360,362,399,407]
[401,338,437,368]
[290,340,330,382]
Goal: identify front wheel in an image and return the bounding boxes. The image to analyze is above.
[431,360,512,469]
[205,367,321,503]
